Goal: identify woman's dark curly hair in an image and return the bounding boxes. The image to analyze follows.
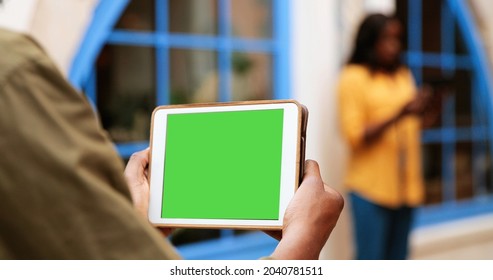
[348,13,402,72]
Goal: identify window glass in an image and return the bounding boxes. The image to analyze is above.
[422,67,450,129]
[115,0,155,31]
[422,0,442,52]
[456,142,474,200]
[471,142,493,196]
[395,0,409,50]
[454,70,472,127]
[455,22,469,55]
[231,0,272,39]
[423,143,443,205]
[96,45,156,143]
[485,150,493,195]
[231,52,272,101]
[169,49,217,104]
[169,0,217,35]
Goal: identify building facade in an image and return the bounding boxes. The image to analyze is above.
[2,0,493,259]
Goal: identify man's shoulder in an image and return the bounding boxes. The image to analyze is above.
[0,28,47,83]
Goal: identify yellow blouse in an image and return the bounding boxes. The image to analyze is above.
[337,65,424,208]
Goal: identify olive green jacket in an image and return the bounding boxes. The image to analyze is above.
[0,28,180,259]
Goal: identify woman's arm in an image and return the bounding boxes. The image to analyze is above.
[363,87,432,145]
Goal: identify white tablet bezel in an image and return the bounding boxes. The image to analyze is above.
[148,101,301,229]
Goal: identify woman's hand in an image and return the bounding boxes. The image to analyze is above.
[400,86,433,117]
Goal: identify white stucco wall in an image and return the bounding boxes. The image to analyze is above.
[0,0,38,32]
[0,0,97,76]
[30,0,98,75]
[291,0,351,259]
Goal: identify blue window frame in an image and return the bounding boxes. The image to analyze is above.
[71,0,290,260]
[73,0,290,160]
[397,0,493,226]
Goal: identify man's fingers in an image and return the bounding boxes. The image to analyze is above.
[302,160,343,210]
[126,149,150,170]
[298,160,325,193]
[124,148,150,181]
[303,160,322,180]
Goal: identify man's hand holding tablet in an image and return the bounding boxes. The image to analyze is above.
[148,100,308,229]
[124,100,344,259]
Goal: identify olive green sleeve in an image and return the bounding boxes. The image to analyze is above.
[0,29,181,259]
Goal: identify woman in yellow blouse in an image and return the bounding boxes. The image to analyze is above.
[338,14,430,259]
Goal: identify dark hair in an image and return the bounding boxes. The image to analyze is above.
[348,14,402,72]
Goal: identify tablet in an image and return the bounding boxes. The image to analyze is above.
[148,100,307,229]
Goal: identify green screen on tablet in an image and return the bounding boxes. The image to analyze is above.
[161,109,284,220]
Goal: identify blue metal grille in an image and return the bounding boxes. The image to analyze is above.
[401,0,493,226]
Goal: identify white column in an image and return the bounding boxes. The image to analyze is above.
[0,0,38,33]
[0,0,98,76]
[291,0,353,260]
[364,0,395,15]
[29,0,99,75]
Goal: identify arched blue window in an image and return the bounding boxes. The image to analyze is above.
[70,0,289,260]
[396,0,493,226]
[71,0,290,159]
